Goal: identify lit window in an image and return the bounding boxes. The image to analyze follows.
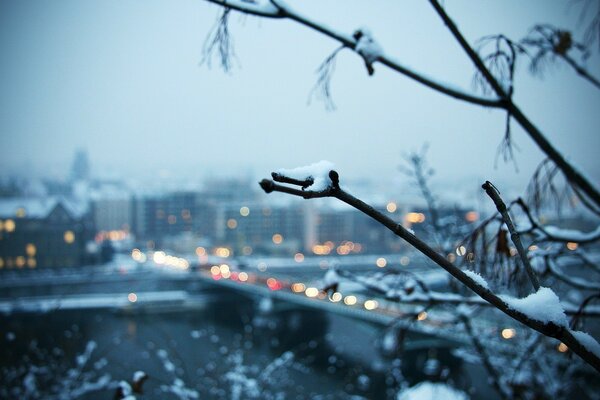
[227,219,238,229]
[240,206,250,217]
[364,300,378,310]
[215,247,230,258]
[405,212,426,223]
[219,264,230,274]
[501,328,516,339]
[557,343,568,353]
[64,230,75,244]
[26,243,36,256]
[343,295,357,305]
[330,292,342,302]
[5,219,15,233]
[291,283,306,293]
[465,211,479,222]
[272,234,283,244]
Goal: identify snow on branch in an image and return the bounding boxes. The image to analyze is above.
[539,225,600,243]
[499,287,568,327]
[202,0,504,108]
[273,160,335,192]
[353,29,383,75]
[463,270,489,290]
[546,256,600,291]
[259,166,600,372]
[572,330,600,359]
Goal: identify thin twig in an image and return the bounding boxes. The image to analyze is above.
[259,169,600,372]
[482,181,541,291]
[428,0,600,209]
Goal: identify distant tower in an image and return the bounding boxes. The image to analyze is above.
[70,149,91,181]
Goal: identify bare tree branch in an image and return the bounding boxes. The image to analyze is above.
[428,0,600,209]
[259,168,600,372]
[203,0,506,109]
[482,181,541,291]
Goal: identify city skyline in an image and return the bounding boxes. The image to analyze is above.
[1,0,599,197]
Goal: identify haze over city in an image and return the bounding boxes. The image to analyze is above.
[1,0,598,196]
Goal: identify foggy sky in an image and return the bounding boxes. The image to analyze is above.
[0,0,599,197]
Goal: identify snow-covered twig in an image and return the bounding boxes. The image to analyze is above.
[203,0,505,108]
[260,165,600,372]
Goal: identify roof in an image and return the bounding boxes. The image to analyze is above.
[0,197,87,220]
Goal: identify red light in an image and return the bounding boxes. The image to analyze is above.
[212,274,221,281]
[266,278,282,291]
[231,272,239,281]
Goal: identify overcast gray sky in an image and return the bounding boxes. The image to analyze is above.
[0,0,598,196]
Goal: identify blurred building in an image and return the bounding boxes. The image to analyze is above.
[0,197,95,269]
[132,192,218,241]
[70,149,91,182]
[90,183,132,232]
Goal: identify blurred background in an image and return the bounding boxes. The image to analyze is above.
[0,0,599,399]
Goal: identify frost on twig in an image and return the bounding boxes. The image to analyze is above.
[202,8,237,72]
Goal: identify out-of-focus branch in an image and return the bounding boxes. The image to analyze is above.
[515,198,600,244]
[203,0,505,108]
[546,256,600,291]
[459,313,511,399]
[521,24,600,90]
[428,0,600,209]
[334,266,600,317]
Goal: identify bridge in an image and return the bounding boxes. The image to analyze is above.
[0,260,469,351]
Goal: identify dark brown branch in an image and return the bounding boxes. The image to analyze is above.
[428,0,600,209]
[204,0,505,108]
[259,170,600,372]
[482,181,541,291]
